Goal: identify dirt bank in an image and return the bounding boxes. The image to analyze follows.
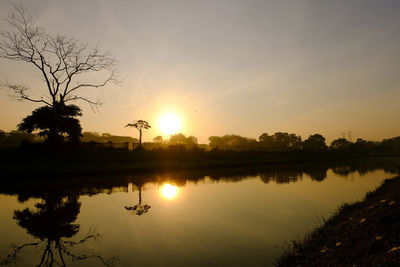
[277,176,400,266]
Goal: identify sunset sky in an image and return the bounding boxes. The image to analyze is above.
[0,0,399,143]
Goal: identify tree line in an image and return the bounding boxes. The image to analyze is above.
[0,130,136,148]
[2,128,399,155]
[208,132,400,154]
[0,5,399,156]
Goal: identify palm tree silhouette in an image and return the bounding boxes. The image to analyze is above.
[125,120,151,148]
[125,184,151,216]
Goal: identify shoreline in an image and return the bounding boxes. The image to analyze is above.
[276,176,400,266]
[1,147,397,179]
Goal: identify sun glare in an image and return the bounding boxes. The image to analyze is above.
[159,113,182,135]
[160,184,179,200]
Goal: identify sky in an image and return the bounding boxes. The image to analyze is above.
[0,0,399,143]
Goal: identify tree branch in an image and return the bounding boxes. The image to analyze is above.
[1,83,52,106]
[0,241,41,265]
[0,3,118,109]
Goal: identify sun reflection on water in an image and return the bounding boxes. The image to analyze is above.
[160,184,179,200]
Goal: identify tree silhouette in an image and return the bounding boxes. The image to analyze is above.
[272,132,302,151]
[258,133,274,143]
[381,136,400,154]
[18,103,82,143]
[0,3,117,108]
[153,135,163,144]
[168,133,198,148]
[208,136,230,150]
[125,184,151,216]
[303,134,327,152]
[153,135,163,149]
[209,134,256,150]
[258,132,302,151]
[1,194,116,266]
[81,132,138,144]
[125,120,151,148]
[0,3,117,143]
[330,138,351,151]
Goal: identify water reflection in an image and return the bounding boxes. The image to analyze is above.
[160,184,179,200]
[125,183,151,216]
[0,158,398,266]
[0,192,117,266]
[0,159,398,199]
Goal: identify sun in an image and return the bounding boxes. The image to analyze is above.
[159,113,182,135]
[160,184,179,200]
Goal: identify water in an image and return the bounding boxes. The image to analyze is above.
[0,158,399,266]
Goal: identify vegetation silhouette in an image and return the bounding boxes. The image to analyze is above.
[125,120,151,149]
[1,126,400,177]
[209,134,258,150]
[153,135,164,149]
[0,191,117,266]
[0,3,117,144]
[0,159,397,266]
[1,121,400,156]
[124,183,151,216]
[168,133,198,149]
[258,132,302,151]
[303,134,328,152]
[330,138,351,151]
[18,103,83,143]
[0,158,398,197]
[81,132,138,145]
[0,130,41,148]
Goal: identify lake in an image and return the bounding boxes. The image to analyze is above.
[0,158,399,266]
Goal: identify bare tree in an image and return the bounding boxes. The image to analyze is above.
[125,120,151,148]
[0,3,118,109]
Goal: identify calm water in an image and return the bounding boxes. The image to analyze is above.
[0,158,399,266]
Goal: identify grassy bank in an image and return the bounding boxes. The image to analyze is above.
[0,146,390,178]
[276,176,400,266]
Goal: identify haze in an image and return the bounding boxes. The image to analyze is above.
[0,0,399,143]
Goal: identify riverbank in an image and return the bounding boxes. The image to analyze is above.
[276,176,400,266]
[1,146,396,178]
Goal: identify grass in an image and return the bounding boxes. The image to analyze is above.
[0,146,381,178]
[276,176,400,266]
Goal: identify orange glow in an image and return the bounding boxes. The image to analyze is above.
[160,184,179,200]
[159,112,182,135]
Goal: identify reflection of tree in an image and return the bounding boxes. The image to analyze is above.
[125,184,151,216]
[259,167,328,184]
[1,194,117,266]
[260,171,303,184]
[303,166,328,182]
[331,166,353,177]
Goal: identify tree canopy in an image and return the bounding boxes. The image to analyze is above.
[0,3,117,108]
[125,120,151,148]
[0,4,118,144]
[258,132,302,151]
[303,134,327,152]
[18,103,82,143]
